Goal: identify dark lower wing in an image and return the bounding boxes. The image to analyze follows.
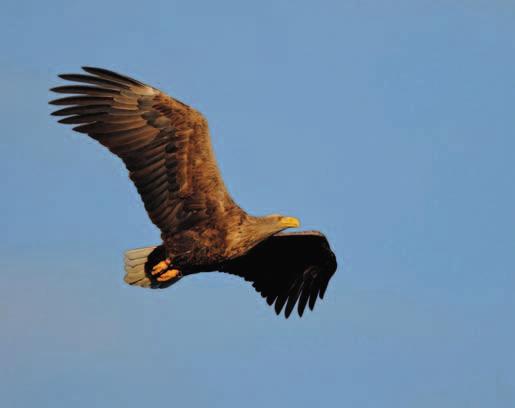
[219,231,337,318]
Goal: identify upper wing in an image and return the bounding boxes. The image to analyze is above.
[50,67,234,235]
[219,231,337,318]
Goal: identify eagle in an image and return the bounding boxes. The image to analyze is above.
[50,67,337,318]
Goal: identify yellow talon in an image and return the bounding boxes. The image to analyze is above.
[151,258,171,275]
[156,269,181,282]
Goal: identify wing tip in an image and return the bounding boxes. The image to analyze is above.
[81,66,144,86]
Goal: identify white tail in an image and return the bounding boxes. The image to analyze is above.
[123,246,158,288]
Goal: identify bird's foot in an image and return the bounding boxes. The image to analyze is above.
[151,258,182,282]
[156,268,182,282]
[151,258,171,275]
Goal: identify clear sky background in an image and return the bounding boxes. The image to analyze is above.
[1,1,515,407]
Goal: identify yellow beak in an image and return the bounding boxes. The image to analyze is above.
[279,216,300,228]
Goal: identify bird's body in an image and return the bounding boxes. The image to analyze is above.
[161,212,284,269]
[50,67,337,318]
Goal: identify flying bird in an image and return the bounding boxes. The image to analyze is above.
[50,67,337,318]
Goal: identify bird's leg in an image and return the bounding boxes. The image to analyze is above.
[151,258,182,282]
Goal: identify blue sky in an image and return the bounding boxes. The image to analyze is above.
[1,1,515,407]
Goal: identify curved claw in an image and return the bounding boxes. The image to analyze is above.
[156,269,182,282]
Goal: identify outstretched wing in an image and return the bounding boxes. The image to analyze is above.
[219,231,337,318]
[50,67,234,235]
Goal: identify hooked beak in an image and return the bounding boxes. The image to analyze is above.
[279,216,300,228]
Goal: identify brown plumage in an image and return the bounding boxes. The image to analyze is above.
[50,67,337,318]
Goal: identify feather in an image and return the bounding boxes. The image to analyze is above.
[59,73,130,90]
[57,113,109,124]
[82,66,145,86]
[51,105,110,116]
[49,96,112,106]
[51,85,119,96]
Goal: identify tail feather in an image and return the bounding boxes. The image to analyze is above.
[124,246,157,287]
[124,245,181,289]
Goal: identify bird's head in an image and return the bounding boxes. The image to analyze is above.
[243,214,301,245]
[262,214,301,230]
